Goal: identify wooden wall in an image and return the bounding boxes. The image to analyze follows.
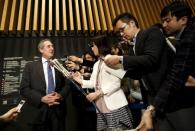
[0,0,194,36]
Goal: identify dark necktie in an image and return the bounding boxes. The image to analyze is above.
[128,45,135,56]
[47,61,55,94]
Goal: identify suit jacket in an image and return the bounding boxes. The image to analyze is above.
[123,26,175,106]
[154,21,195,113]
[82,60,128,111]
[19,59,69,125]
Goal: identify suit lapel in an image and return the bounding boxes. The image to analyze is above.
[36,60,46,87]
[55,69,61,89]
[134,31,144,55]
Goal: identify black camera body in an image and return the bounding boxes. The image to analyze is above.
[60,55,70,62]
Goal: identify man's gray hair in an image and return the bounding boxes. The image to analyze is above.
[38,39,51,49]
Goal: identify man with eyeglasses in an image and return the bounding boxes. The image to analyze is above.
[104,13,174,130]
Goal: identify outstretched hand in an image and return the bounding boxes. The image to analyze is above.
[86,90,102,102]
[136,110,153,131]
[185,75,195,87]
[71,71,83,85]
[104,55,120,67]
[0,107,19,121]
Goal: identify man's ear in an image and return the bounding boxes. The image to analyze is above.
[39,48,43,54]
[180,16,188,25]
[129,20,134,25]
[129,20,136,27]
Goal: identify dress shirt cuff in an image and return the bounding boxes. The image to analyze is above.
[119,56,123,64]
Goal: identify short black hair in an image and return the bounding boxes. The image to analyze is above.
[82,51,96,61]
[161,1,192,21]
[111,42,123,55]
[112,12,139,27]
[153,23,166,35]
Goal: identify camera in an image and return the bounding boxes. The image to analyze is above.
[88,42,95,48]
[61,55,78,71]
[60,55,70,62]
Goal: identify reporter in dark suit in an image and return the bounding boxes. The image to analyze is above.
[104,13,174,129]
[19,39,69,131]
[137,1,195,131]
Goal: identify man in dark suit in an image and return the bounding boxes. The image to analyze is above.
[138,1,195,131]
[19,39,69,131]
[104,13,174,129]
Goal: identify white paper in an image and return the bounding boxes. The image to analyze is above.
[104,64,126,79]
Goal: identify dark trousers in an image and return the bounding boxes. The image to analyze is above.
[76,110,97,131]
[31,109,65,131]
[155,106,195,131]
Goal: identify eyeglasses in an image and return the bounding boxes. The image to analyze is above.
[118,23,128,33]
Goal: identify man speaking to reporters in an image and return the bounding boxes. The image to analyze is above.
[20,39,69,131]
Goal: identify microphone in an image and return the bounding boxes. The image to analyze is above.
[51,59,132,130]
[50,59,70,78]
[50,58,108,126]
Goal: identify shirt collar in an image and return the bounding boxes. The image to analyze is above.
[130,30,139,46]
[175,26,186,40]
[134,30,139,39]
[42,57,48,64]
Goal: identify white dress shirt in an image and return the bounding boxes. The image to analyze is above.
[42,57,56,94]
